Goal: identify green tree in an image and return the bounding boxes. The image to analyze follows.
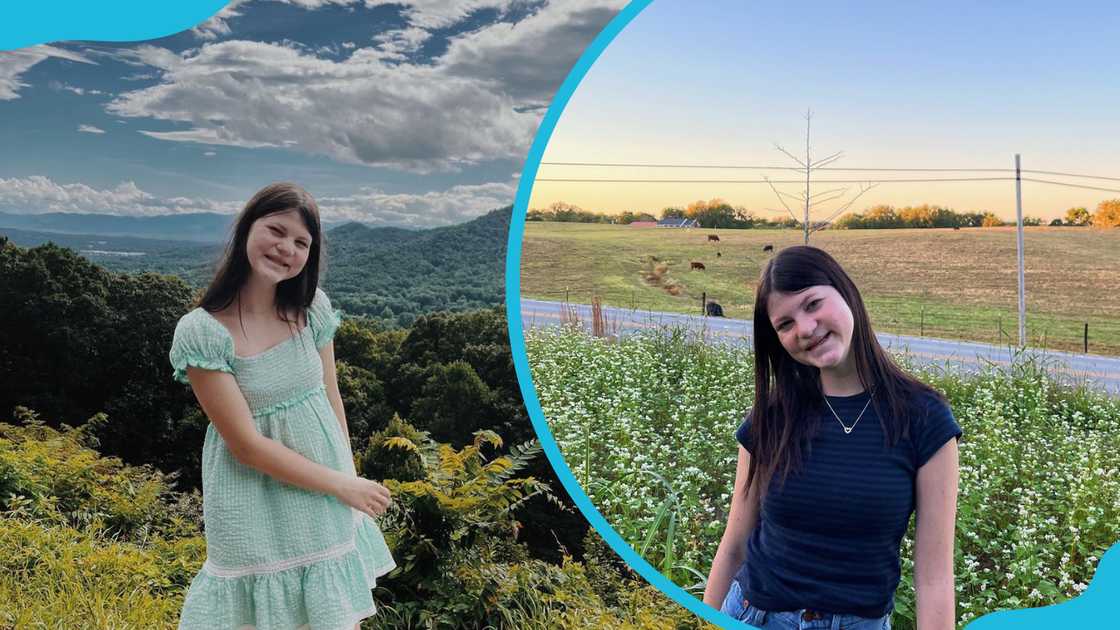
[410,361,496,445]
[1066,206,1091,226]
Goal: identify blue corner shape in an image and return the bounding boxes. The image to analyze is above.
[500,2,1120,630]
[2,1,229,51]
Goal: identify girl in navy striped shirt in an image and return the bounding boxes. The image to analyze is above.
[704,246,961,630]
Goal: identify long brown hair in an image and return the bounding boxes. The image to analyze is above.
[746,246,942,496]
[199,182,323,330]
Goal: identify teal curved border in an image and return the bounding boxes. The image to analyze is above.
[503,1,753,628]
[501,1,1118,629]
[1,1,229,51]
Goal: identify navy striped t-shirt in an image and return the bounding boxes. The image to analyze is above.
[732,389,961,618]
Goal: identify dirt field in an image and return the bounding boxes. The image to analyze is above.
[519,222,1120,355]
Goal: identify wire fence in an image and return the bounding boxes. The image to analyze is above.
[524,287,1120,357]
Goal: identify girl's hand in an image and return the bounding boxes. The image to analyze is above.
[334,476,392,518]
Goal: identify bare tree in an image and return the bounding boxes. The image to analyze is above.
[764,110,877,244]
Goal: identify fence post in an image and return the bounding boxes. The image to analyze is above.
[920,306,925,337]
[701,291,707,315]
[997,317,1002,343]
[565,287,569,304]
[1084,322,1089,353]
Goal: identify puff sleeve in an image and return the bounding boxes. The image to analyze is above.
[308,287,342,350]
[168,309,236,385]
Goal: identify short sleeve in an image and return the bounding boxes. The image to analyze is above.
[913,392,962,468]
[168,310,235,385]
[309,287,342,350]
[734,409,753,453]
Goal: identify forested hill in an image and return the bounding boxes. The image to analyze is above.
[325,205,509,324]
[0,206,512,326]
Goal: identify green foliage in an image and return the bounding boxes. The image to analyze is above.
[1066,206,1091,226]
[362,424,707,629]
[0,516,204,629]
[360,414,431,483]
[0,410,201,543]
[411,361,498,444]
[0,238,205,488]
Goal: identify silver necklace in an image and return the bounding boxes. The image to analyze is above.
[823,392,873,434]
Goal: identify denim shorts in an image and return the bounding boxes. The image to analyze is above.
[719,580,891,630]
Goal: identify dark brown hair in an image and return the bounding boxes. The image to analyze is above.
[199,182,323,331]
[746,246,942,495]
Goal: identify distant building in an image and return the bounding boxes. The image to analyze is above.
[657,218,700,228]
[628,221,658,228]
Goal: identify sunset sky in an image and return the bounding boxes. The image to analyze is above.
[530,0,1120,222]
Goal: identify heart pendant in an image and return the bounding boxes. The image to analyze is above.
[843,427,853,434]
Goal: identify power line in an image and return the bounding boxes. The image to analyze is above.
[541,161,1120,181]
[535,177,1015,184]
[1021,178,1120,194]
[541,161,1014,172]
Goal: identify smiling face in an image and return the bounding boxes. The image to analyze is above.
[766,284,856,373]
[245,209,313,285]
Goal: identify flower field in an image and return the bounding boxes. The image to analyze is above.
[525,325,1120,628]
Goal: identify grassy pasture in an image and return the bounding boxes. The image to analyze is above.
[519,222,1120,355]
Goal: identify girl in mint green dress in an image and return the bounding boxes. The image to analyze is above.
[169,183,395,630]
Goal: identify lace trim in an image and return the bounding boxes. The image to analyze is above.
[202,537,356,578]
[235,604,377,630]
[171,356,234,384]
[250,383,327,417]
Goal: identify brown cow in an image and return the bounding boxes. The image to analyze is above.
[708,234,720,242]
[690,261,706,270]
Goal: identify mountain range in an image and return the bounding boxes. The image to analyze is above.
[0,207,512,325]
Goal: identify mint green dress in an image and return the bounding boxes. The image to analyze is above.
[169,288,396,630]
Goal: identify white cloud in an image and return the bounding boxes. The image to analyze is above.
[104,0,623,172]
[0,45,96,100]
[108,39,537,171]
[190,0,254,40]
[78,125,106,134]
[203,151,217,157]
[0,175,238,216]
[371,26,431,59]
[319,180,516,226]
[0,175,511,226]
[138,127,280,148]
[364,0,520,30]
[441,0,628,107]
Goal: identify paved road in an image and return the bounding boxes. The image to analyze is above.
[520,298,1120,396]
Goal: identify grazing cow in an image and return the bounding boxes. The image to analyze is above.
[690,261,706,271]
[708,234,720,242]
[763,244,774,252]
[706,301,725,317]
[716,251,721,258]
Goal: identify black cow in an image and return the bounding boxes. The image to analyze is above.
[763,244,774,252]
[706,301,725,317]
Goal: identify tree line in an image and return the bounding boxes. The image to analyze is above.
[528,198,1120,229]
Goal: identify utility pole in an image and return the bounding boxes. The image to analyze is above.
[804,114,811,245]
[764,110,877,244]
[1015,154,1026,347]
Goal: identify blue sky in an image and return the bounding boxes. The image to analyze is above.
[0,0,626,227]
[532,0,1120,221]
